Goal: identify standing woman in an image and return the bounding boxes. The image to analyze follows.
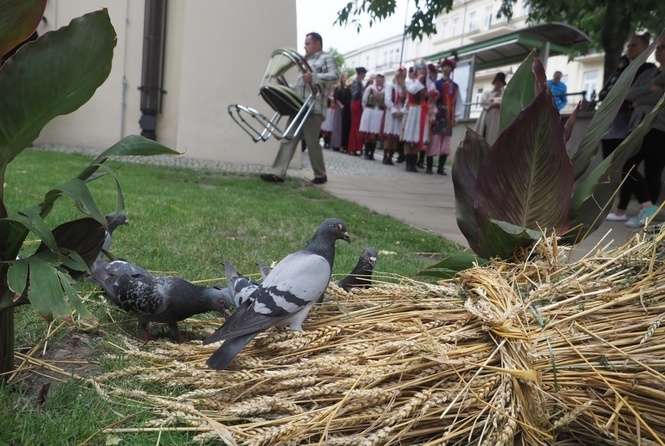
[383,67,407,165]
[359,74,386,160]
[428,58,463,175]
[348,67,367,155]
[475,72,506,147]
[335,73,352,152]
[401,66,428,172]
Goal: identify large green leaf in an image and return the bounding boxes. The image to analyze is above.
[452,129,490,255]
[0,9,116,176]
[27,257,71,319]
[0,0,46,58]
[499,50,536,131]
[476,90,574,231]
[0,220,29,261]
[7,261,28,296]
[566,90,665,242]
[571,34,662,180]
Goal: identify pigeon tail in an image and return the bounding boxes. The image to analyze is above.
[207,332,258,370]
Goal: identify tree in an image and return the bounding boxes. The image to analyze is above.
[336,0,665,83]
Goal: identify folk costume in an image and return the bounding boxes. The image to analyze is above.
[359,78,386,160]
[429,59,463,175]
[383,73,406,164]
[402,74,428,172]
[348,67,367,155]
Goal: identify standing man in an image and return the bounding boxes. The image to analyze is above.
[547,71,568,112]
[261,32,338,185]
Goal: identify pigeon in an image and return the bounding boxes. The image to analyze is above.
[92,259,234,341]
[204,218,350,370]
[224,261,261,307]
[338,247,378,292]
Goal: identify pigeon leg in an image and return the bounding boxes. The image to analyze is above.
[286,302,314,331]
[168,321,183,343]
[138,319,155,341]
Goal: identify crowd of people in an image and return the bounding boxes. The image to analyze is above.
[319,59,468,175]
[602,32,665,228]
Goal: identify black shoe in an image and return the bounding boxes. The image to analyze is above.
[311,176,327,185]
[260,174,285,183]
[396,154,405,163]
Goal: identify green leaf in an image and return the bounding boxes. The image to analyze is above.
[477,219,542,259]
[477,90,573,231]
[7,261,28,295]
[567,90,665,242]
[27,257,70,319]
[571,34,662,180]
[57,270,92,319]
[418,251,488,279]
[499,50,536,131]
[0,0,46,58]
[0,9,116,178]
[7,208,58,252]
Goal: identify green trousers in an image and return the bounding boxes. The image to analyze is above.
[271,114,326,179]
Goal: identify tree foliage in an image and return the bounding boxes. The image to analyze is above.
[336,0,665,81]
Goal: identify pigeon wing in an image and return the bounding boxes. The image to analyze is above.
[204,252,330,343]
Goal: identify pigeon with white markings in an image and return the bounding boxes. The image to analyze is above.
[204,218,350,370]
[224,261,261,307]
[338,247,378,292]
[92,259,234,341]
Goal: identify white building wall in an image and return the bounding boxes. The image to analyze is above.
[34,0,297,166]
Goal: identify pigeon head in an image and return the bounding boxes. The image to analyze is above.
[105,213,129,233]
[316,218,351,243]
[362,247,378,267]
[206,286,235,311]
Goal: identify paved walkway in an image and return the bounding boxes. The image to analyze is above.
[41,144,644,257]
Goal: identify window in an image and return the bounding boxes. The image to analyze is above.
[473,88,484,114]
[484,6,493,29]
[582,70,599,100]
[467,10,478,32]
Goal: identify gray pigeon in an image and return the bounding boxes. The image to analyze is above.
[256,261,272,280]
[204,218,350,370]
[338,247,378,292]
[92,259,234,342]
[224,261,261,307]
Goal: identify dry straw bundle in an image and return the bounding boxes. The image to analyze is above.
[88,229,665,445]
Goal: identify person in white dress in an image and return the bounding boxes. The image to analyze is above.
[475,72,506,147]
[401,65,428,172]
[382,67,406,165]
[359,74,386,160]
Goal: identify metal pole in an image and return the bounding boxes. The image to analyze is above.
[399,0,410,66]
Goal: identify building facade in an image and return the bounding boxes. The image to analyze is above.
[343,0,604,118]
[35,0,297,165]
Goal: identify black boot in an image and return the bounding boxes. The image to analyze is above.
[382,149,390,165]
[396,152,405,163]
[437,155,448,175]
[364,141,375,160]
[385,150,394,165]
[406,154,418,172]
[417,151,425,168]
[425,156,434,174]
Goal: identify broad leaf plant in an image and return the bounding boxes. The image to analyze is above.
[0,3,179,376]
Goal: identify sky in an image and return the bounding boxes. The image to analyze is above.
[296,0,410,55]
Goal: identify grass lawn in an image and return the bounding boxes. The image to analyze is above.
[0,149,461,445]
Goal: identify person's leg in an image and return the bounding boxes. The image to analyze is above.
[302,114,327,180]
[267,132,300,180]
[437,154,448,175]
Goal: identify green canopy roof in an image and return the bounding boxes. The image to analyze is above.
[427,23,590,70]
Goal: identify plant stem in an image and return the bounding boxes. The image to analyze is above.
[0,304,14,382]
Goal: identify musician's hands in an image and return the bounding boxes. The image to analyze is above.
[303,72,313,84]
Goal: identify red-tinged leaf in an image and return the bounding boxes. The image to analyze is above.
[452,129,490,254]
[564,101,582,144]
[0,0,46,59]
[499,51,536,131]
[476,90,573,232]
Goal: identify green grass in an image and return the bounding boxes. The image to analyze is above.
[1,148,462,445]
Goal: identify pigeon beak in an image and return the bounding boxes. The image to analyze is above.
[342,232,351,243]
